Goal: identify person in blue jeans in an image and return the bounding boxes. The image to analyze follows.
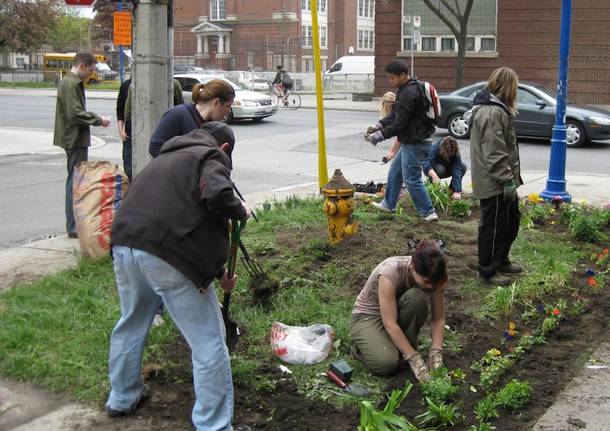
[423,136,467,200]
[105,122,252,431]
[366,60,438,221]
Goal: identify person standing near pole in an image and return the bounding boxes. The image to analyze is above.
[116,77,132,180]
[53,51,110,238]
[105,122,252,430]
[469,66,523,285]
[365,60,438,221]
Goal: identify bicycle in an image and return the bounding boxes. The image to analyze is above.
[272,84,302,110]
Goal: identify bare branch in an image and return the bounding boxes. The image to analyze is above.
[422,0,459,37]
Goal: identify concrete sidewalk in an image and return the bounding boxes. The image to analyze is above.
[1,172,610,430]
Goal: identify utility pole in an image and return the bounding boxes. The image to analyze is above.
[280,3,286,67]
[132,0,170,176]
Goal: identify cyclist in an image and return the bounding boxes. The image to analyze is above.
[272,64,289,106]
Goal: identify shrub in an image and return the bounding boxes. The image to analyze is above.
[450,199,471,218]
[495,380,532,411]
[474,395,499,422]
[420,368,459,403]
[569,212,602,243]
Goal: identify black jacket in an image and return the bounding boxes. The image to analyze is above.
[379,79,435,145]
[115,78,131,122]
[111,128,247,288]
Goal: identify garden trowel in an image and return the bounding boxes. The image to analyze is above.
[326,370,369,396]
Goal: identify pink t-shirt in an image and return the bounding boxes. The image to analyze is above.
[352,256,414,316]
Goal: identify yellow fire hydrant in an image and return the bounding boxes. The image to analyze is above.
[321,169,359,245]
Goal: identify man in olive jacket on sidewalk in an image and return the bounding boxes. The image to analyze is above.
[53,51,110,237]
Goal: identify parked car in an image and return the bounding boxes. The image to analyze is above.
[438,81,610,147]
[233,71,270,92]
[95,62,118,81]
[174,73,277,123]
[173,64,205,74]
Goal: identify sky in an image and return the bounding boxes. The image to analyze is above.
[77,7,95,19]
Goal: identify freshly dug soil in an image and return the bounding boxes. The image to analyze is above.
[112,203,610,430]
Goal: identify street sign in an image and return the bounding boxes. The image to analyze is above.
[113,11,133,46]
[64,0,97,6]
[413,30,421,45]
[403,15,411,24]
[414,15,421,27]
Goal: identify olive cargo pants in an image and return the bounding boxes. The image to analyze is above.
[350,288,428,376]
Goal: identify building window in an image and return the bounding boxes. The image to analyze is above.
[421,37,436,51]
[302,0,327,13]
[441,37,455,51]
[358,0,374,18]
[210,0,226,20]
[481,37,496,51]
[320,26,327,48]
[302,25,312,46]
[465,37,475,51]
[402,37,412,51]
[358,29,374,50]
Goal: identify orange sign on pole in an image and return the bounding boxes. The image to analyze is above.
[113,11,132,46]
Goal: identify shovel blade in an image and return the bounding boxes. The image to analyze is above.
[223,315,240,353]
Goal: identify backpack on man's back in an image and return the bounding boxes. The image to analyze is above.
[282,72,294,89]
[415,80,441,122]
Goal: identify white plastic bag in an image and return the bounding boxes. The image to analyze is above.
[270,322,334,365]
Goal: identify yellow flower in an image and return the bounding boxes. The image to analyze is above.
[489,348,501,357]
[527,192,543,204]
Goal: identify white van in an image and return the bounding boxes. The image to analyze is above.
[325,55,374,76]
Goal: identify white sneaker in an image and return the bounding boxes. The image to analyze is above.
[152,314,165,327]
[371,201,394,213]
[423,212,439,222]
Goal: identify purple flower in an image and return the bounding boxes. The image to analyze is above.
[537,304,545,313]
[586,269,596,277]
[503,330,514,341]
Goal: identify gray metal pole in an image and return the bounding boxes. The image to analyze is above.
[132,0,170,177]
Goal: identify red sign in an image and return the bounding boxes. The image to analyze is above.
[64,0,97,7]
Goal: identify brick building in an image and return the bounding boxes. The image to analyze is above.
[174,0,376,73]
[375,0,610,104]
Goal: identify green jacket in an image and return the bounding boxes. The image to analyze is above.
[469,90,522,200]
[124,79,184,120]
[53,72,102,149]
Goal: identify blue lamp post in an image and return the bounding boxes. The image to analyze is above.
[540,0,572,202]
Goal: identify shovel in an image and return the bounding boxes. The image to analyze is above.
[326,370,370,396]
[223,219,245,353]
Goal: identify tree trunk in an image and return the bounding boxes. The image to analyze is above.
[456,35,466,88]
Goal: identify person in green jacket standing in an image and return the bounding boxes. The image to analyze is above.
[53,51,110,238]
[469,67,523,286]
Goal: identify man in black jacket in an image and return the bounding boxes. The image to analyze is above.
[366,60,438,221]
[115,78,132,180]
[105,122,251,431]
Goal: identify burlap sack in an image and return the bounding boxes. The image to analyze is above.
[73,161,129,259]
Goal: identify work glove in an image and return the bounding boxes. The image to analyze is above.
[366,130,385,146]
[366,123,383,135]
[502,179,517,202]
[405,352,431,382]
[428,347,443,371]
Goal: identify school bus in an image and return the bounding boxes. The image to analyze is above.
[42,53,109,84]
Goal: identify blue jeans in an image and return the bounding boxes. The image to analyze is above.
[107,246,233,431]
[382,141,435,217]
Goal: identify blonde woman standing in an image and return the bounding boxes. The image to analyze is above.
[378,91,401,163]
[469,67,523,285]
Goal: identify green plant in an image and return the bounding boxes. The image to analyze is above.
[305,238,331,260]
[416,397,463,428]
[469,422,496,431]
[569,211,602,243]
[426,181,451,214]
[450,199,471,218]
[494,379,531,411]
[358,382,416,431]
[420,368,459,403]
[474,395,499,421]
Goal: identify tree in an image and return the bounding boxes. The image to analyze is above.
[92,0,133,44]
[422,0,474,88]
[50,10,92,52]
[0,0,62,53]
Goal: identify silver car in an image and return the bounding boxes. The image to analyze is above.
[174,73,277,123]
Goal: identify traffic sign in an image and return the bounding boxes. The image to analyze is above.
[64,0,97,6]
[403,15,411,24]
[413,30,421,45]
[113,11,132,46]
[413,15,421,27]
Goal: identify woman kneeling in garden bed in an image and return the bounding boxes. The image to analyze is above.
[350,240,447,382]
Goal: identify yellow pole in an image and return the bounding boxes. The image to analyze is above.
[310,0,328,187]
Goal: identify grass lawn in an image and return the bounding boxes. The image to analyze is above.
[0,194,608,430]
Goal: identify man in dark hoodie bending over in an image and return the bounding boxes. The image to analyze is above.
[105,121,251,431]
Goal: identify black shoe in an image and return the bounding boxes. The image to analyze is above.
[67,232,78,238]
[106,384,151,417]
[497,263,523,274]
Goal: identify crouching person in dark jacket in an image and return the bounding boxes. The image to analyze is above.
[105,121,251,431]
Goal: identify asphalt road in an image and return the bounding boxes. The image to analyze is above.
[0,94,609,248]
